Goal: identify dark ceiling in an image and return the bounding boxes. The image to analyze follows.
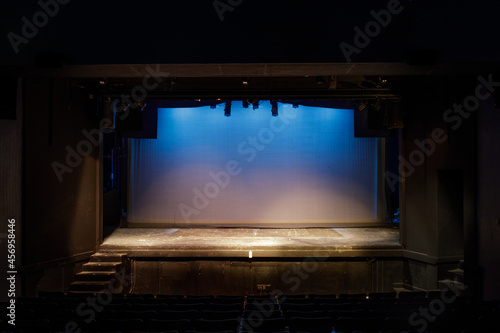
[1,0,499,67]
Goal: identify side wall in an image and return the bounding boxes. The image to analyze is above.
[0,79,22,301]
[477,97,500,300]
[401,76,477,291]
[22,78,101,296]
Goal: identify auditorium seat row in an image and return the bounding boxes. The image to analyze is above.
[32,290,467,300]
[5,292,500,333]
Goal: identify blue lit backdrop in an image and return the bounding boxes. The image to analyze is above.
[129,102,382,226]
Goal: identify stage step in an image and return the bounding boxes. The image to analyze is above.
[444,259,465,285]
[90,252,128,263]
[69,281,111,292]
[82,262,123,272]
[392,282,413,295]
[68,252,131,295]
[448,268,464,283]
[449,268,464,275]
[438,279,465,291]
[75,271,118,281]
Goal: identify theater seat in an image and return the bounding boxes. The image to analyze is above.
[18,319,51,332]
[158,310,200,321]
[207,302,244,312]
[145,318,192,332]
[368,291,397,299]
[245,302,280,312]
[283,310,323,320]
[327,309,368,319]
[48,319,97,332]
[194,318,240,332]
[247,296,278,304]
[99,318,145,332]
[313,297,348,305]
[170,303,206,311]
[397,291,427,299]
[334,316,383,332]
[318,302,354,313]
[213,296,245,304]
[289,316,332,333]
[242,317,286,332]
[308,294,337,299]
[243,310,282,319]
[120,310,158,320]
[338,293,367,299]
[130,331,179,333]
[278,297,311,305]
[280,303,316,312]
[201,309,242,320]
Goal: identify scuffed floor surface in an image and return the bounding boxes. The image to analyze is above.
[100,227,401,258]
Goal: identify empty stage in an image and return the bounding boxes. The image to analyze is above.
[99,227,402,259]
[97,227,404,295]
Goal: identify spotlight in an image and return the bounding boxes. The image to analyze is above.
[242,100,249,109]
[242,77,249,85]
[357,100,367,111]
[271,100,278,117]
[136,100,147,112]
[224,101,231,117]
[316,76,325,85]
[378,76,388,87]
[253,100,259,110]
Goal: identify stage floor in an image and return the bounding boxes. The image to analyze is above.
[99,227,402,258]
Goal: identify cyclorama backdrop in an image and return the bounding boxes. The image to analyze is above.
[127,102,385,227]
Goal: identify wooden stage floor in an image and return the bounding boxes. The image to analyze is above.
[99,227,402,258]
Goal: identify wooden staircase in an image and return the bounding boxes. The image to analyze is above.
[68,252,131,294]
[394,260,465,294]
[438,259,465,291]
